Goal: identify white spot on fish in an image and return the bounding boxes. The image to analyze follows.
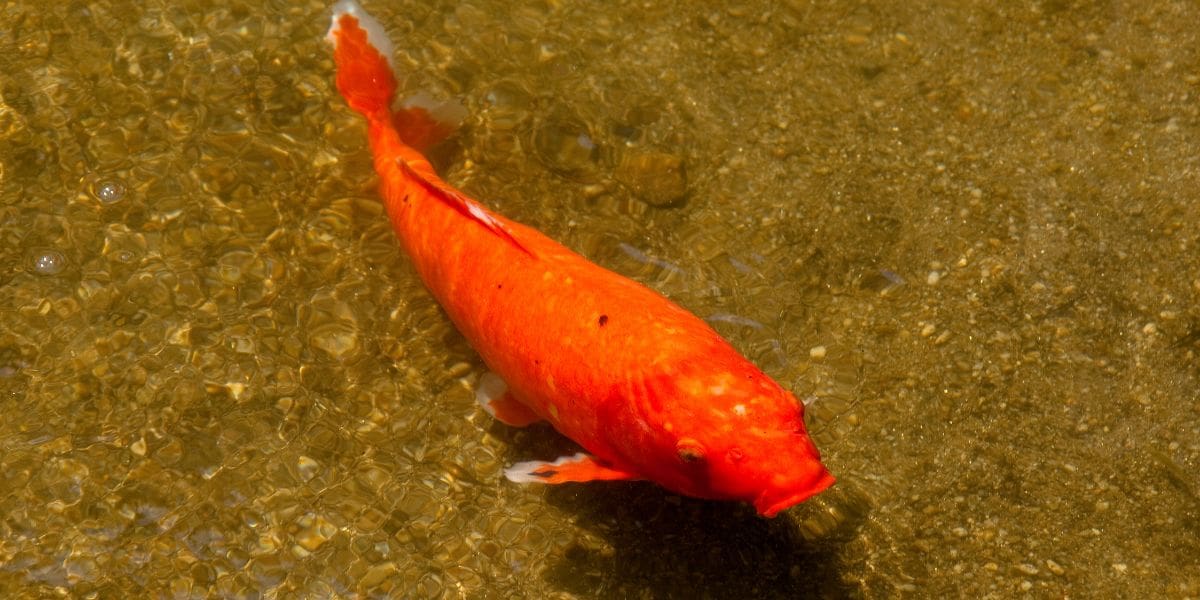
[733,404,747,416]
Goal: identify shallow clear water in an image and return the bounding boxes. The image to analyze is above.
[2,0,1198,597]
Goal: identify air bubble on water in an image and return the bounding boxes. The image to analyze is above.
[93,178,127,204]
[32,249,66,275]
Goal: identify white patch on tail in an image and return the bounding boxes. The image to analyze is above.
[327,0,395,68]
[402,91,469,130]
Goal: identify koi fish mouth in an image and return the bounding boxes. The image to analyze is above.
[753,470,837,518]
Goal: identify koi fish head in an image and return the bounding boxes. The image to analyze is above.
[625,369,835,517]
[736,424,836,518]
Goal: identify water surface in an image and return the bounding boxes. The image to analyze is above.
[1,0,1198,597]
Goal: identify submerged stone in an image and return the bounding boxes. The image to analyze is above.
[93,178,127,204]
[531,113,597,176]
[615,150,687,207]
[31,249,66,275]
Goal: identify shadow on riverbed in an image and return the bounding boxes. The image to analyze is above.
[541,483,854,599]
[495,424,865,599]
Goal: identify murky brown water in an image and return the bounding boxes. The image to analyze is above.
[2,0,1199,597]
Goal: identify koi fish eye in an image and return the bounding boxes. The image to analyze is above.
[675,438,706,463]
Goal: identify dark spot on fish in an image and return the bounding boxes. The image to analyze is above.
[598,314,609,327]
[496,284,502,289]
[676,438,706,463]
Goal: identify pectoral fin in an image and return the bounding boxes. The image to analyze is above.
[505,452,639,484]
[476,371,541,427]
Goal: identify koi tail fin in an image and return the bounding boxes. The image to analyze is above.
[327,0,396,119]
[326,0,530,255]
[327,0,464,151]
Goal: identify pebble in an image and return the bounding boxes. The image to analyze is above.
[483,81,533,129]
[809,345,827,359]
[295,514,336,551]
[309,322,359,360]
[31,249,66,275]
[94,178,127,203]
[297,456,320,482]
[1045,559,1065,575]
[446,362,471,378]
[927,271,941,285]
[614,150,687,207]
[531,114,596,174]
[360,562,397,588]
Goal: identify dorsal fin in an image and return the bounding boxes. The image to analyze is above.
[395,158,534,257]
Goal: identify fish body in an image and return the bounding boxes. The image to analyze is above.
[327,0,834,517]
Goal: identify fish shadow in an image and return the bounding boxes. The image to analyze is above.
[495,426,861,599]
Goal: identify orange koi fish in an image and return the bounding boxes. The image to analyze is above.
[327,0,834,517]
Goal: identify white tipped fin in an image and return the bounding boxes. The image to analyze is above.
[505,453,590,484]
[465,199,504,232]
[474,371,542,427]
[402,91,469,130]
[504,453,639,484]
[327,0,395,67]
[475,371,508,416]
